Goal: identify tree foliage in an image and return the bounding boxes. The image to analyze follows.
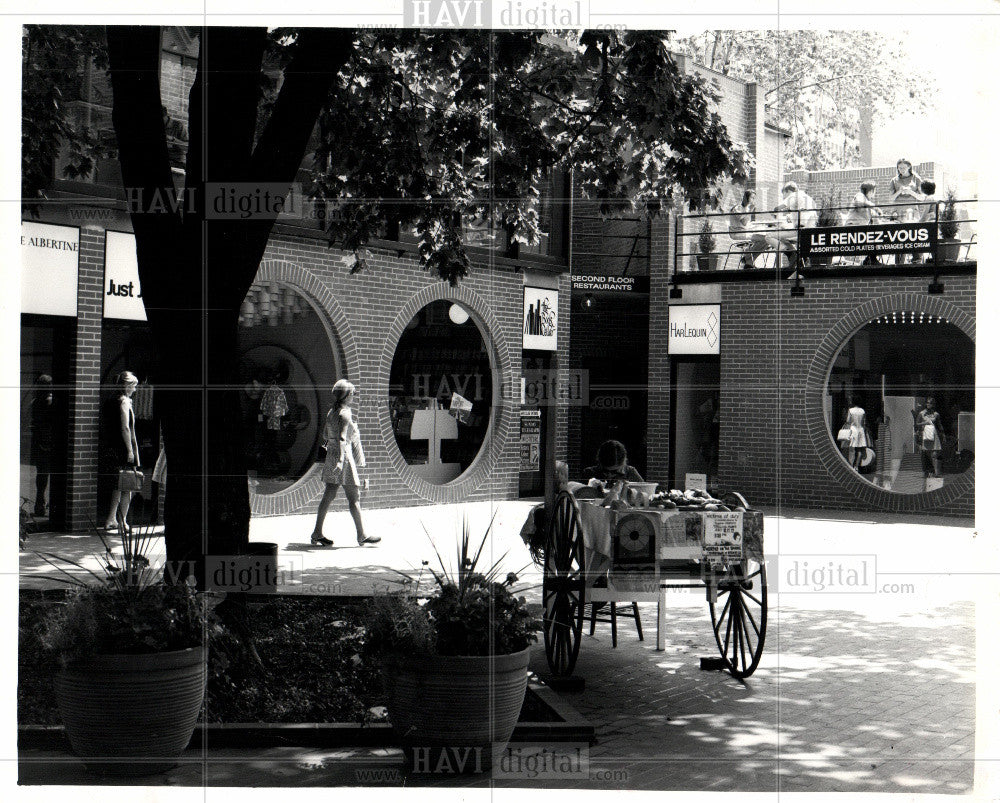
[22,25,110,200]
[676,30,931,171]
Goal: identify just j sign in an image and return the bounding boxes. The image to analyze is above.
[798,222,936,260]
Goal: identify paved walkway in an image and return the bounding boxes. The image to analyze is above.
[17,504,989,793]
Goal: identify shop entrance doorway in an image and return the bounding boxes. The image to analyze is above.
[670,357,720,490]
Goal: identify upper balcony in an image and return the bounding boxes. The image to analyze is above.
[673,198,977,288]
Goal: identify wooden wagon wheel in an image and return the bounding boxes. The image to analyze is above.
[708,556,767,679]
[542,491,587,676]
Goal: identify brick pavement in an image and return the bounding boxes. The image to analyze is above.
[16,507,983,792]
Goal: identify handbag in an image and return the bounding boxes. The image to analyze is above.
[118,467,144,492]
[836,426,851,444]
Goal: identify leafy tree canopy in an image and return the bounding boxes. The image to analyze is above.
[676,30,931,172]
[24,26,750,285]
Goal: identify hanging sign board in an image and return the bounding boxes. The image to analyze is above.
[103,231,148,321]
[798,222,936,260]
[21,222,79,317]
[668,304,720,355]
[523,287,558,351]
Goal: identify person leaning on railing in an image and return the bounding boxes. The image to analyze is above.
[728,189,781,268]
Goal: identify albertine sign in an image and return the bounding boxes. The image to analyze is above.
[798,222,937,259]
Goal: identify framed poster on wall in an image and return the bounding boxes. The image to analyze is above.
[523,286,558,351]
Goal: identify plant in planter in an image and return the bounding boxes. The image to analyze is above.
[811,191,842,266]
[937,189,961,262]
[364,515,540,775]
[36,525,221,776]
[696,219,718,271]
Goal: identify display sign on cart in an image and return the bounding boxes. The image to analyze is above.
[702,512,744,567]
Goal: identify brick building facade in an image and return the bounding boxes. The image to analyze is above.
[21,28,573,530]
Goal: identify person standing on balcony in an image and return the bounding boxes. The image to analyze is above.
[888,158,923,221]
[846,182,882,264]
[774,182,817,270]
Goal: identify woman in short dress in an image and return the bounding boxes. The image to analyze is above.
[310,379,380,547]
[843,397,868,471]
[917,397,945,479]
[101,371,140,531]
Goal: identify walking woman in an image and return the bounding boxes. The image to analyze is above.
[310,379,380,546]
[843,396,869,472]
[102,371,140,531]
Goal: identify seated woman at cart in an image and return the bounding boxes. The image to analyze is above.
[582,440,644,483]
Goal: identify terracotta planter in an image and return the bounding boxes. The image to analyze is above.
[54,646,206,776]
[383,647,531,774]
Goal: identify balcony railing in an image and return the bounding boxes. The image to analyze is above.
[675,198,977,276]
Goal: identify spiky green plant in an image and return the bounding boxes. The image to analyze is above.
[364,513,540,658]
[34,522,219,666]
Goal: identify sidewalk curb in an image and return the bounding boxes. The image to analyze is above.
[18,683,595,751]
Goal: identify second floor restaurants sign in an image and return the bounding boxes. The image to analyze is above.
[798,222,937,260]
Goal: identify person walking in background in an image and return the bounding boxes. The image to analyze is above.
[917,397,945,479]
[310,379,380,547]
[101,371,140,532]
[843,396,869,472]
[28,374,58,518]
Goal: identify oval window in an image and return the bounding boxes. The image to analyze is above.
[238,283,339,495]
[389,300,493,484]
[826,311,974,494]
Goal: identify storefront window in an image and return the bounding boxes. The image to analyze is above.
[671,359,720,489]
[826,312,974,494]
[389,300,493,484]
[238,283,339,495]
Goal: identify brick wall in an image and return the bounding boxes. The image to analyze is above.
[718,274,975,517]
[786,162,937,209]
[244,229,568,516]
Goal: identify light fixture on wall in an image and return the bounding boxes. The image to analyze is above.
[448,303,470,325]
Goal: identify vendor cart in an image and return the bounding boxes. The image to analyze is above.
[540,489,766,679]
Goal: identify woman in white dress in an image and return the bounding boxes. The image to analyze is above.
[843,396,869,471]
[310,379,380,547]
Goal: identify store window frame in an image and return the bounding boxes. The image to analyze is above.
[806,295,975,512]
[377,284,515,504]
[668,354,721,491]
[245,260,360,516]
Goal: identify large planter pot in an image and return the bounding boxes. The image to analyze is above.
[938,237,961,262]
[383,647,531,775]
[54,646,206,776]
[696,253,719,271]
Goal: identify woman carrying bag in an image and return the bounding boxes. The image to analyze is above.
[101,371,142,533]
[310,379,380,547]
